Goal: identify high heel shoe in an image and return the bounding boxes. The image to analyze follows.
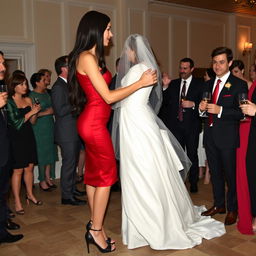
[46,180,57,189]
[15,209,25,215]
[85,228,115,254]
[26,196,43,206]
[39,183,54,192]
[86,220,115,244]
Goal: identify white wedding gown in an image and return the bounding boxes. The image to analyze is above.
[118,63,226,250]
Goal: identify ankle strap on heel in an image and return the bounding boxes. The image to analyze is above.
[90,227,102,232]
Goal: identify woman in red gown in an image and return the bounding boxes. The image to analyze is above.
[238,64,256,234]
[68,11,157,253]
[236,65,256,234]
[236,81,255,234]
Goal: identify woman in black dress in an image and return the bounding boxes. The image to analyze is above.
[7,74,42,214]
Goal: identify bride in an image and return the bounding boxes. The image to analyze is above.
[112,34,225,250]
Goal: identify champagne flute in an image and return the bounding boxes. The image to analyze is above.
[0,84,7,92]
[181,95,186,112]
[34,97,40,105]
[238,92,248,121]
[201,91,212,117]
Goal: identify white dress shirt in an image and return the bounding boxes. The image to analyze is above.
[179,75,192,98]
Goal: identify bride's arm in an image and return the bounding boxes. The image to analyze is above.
[77,52,157,104]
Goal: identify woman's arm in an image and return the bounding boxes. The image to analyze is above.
[77,52,157,104]
[25,97,41,124]
[37,107,54,117]
[7,98,40,129]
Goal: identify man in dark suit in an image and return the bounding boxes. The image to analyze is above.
[0,51,23,244]
[51,56,86,206]
[200,47,248,225]
[159,58,203,193]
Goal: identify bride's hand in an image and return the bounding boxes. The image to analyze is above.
[139,69,157,88]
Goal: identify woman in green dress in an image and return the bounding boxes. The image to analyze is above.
[30,72,58,191]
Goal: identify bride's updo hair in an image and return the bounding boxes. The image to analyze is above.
[68,10,110,115]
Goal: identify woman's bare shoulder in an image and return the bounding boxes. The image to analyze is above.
[77,51,98,74]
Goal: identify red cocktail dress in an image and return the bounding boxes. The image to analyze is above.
[76,69,117,187]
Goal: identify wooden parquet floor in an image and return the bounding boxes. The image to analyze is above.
[1,179,256,256]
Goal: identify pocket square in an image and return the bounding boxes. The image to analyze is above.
[223,95,232,97]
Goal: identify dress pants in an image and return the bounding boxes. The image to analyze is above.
[204,127,237,212]
[173,123,199,186]
[0,164,10,238]
[58,140,80,199]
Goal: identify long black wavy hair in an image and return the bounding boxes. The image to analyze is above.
[68,10,110,115]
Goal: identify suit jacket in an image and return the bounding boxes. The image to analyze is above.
[203,74,248,149]
[109,74,117,91]
[0,111,9,167]
[51,77,79,143]
[159,77,203,134]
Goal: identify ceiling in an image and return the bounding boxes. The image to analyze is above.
[152,0,256,16]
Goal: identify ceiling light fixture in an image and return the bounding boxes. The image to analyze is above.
[234,0,256,8]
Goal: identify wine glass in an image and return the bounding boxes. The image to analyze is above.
[0,84,7,92]
[201,91,212,117]
[238,92,248,121]
[34,97,40,105]
[181,95,186,112]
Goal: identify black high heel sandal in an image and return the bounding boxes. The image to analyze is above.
[26,196,43,206]
[39,183,53,192]
[86,220,115,244]
[85,227,115,254]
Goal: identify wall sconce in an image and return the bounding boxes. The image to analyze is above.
[243,42,253,56]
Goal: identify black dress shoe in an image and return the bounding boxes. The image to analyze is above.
[201,206,226,216]
[225,211,238,225]
[6,219,20,230]
[0,232,23,244]
[190,184,198,193]
[61,196,87,205]
[73,188,86,197]
[7,208,15,218]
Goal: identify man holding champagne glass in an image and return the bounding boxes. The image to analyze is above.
[199,47,248,226]
[159,57,204,193]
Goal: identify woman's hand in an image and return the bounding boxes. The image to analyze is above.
[31,103,41,115]
[199,100,208,112]
[0,92,7,108]
[139,69,157,88]
[240,100,256,116]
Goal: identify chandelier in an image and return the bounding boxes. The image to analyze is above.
[234,0,256,8]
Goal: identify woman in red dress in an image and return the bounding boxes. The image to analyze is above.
[236,62,256,234]
[236,81,255,234]
[68,11,157,253]
[238,80,256,235]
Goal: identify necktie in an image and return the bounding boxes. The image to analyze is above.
[208,79,221,126]
[178,80,186,122]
